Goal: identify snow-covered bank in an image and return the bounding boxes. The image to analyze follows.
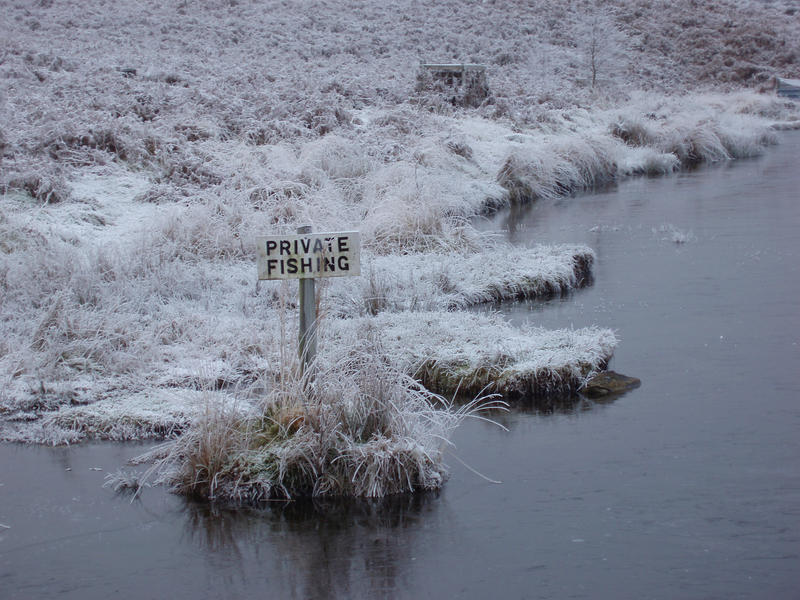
[1,259,610,444]
[3,0,799,213]
[328,313,617,401]
[325,245,594,316]
[0,162,603,444]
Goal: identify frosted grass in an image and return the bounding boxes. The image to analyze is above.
[326,245,594,316]
[0,183,599,444]
[0,94,792,444]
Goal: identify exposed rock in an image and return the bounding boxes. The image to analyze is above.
[582,371,641,399]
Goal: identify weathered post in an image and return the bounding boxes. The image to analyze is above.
[256,227,361,378]
[296,225,317,374]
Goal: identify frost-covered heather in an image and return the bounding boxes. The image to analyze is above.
[1,0,798,447]
[2,0,798,163]
[3,0,799,203]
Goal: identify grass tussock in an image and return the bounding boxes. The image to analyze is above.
[145,341,503,502]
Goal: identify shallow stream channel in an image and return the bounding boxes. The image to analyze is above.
[2,132,799,599]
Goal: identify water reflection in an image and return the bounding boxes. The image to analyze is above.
[485,391,630,428]
[181,493,439,600]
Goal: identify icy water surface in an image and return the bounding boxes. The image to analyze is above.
[2,133,800,599]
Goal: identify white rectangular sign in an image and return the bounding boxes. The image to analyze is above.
[256,231,360,280]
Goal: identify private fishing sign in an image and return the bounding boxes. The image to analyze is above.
[256,231,360,280]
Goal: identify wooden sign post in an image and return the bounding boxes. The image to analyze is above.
[296,226,316,372]
[257,226,360,375]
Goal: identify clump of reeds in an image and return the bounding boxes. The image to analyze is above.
[497,134,618,204]
[298,134,371,180]
[144,339,503,502]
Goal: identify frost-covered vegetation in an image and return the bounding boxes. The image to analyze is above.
[140,339,507,501]
[327,313,617,401]
[2,0,799,498]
